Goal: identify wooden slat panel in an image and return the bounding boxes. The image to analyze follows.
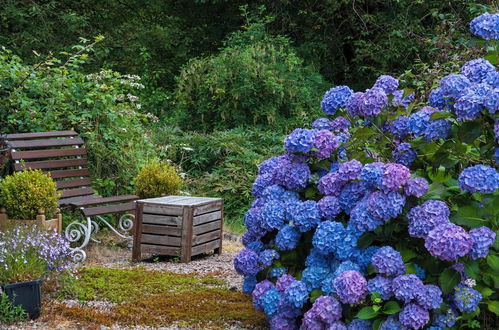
[191,239,220,256]
[14,158,88,171]
[6,131,78,140]
[142,214,181,226]
[59,194,100,206]
[46,168,90,179]
[193,230,221,245]
[71,194,138,207]
[56,178,92,189]
[82,202,136,217]
[141,244,180,256]
[60,187,94,198]
[193,220,222,235]
[137,196,190,205]
[193,201,223,216]
[142,204,183,216]
[193,210,222,226]
[142,224,182,236]
[141,234,181,247]
[8,137,84,149]
[12,148,87,160]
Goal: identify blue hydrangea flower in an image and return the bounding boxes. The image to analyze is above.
[285,128,316,153]
[424,119,451,141]
[269,267,287,278]
[392,90,414,108]
[244,207,265,237]
[352,246,380,272]
[262,288,282,317]
[327,321,348,330]
[415,284,442,310]
[425,223,472,261]
[243,234,263,250]
[461,58,496,82]
[389,115,410,139]
[262,184,287,201]
[274,158,311,191]
[392,274,424,303]
[404,178,428,198]
[374,75,399,94]
[330,116,351,132]
[284,280,309,308]
[276,298,301,319]
[321,273,337,295]
[484,87,499,113]
[333,270,368,304]
[317,196,342,220]
[440,74,471,98]
[379,315,404,330]
[371,246,405,277]
[338,159,363,180]
[234,248,261,275]
[407,108,435,136]
[366,191,405,221]
[469,226,497,259]
[347,319,372,330]
[306,248,331,268]
[414,264,426,280]
[399,303,429,330]
[367,275,393,300]
[458,164,499,193]
[393,143,417,167]
[407,200,450,238]
[252,173,274,197]
[318,172,348,196]
[452,284,482,313]
[331,261,361,280]
[336,226,360,260]
[312,221,346,255]
[453,88,483,120]
[433,307,458,328]
[349,198,383,232]
[322,86,354,115]
[339,181,367,214]
[261,200,286,230]
[312,117,332,130]
[429,87,448,109]
[380,163,410,192]
[252,280,275,311]
[302,266,330,291]
[359,87,388,117]
[276,274,296,293]
[313,130,339,159]
[360,162,385,188]
[243,275,257,294]
[291,200,320,232]
[470,13,499,40]
[259,249,280,268]
[259,156,280,175]
[484,70,499,88]
[346,92,364,116]
[276,225,301,251]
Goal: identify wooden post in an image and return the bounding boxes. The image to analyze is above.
[36,209,46,226]
[214,200,224,256]
[132,202,144,262]
[56,209,62,234]
[180,206,194,263]
[0,207,7,230]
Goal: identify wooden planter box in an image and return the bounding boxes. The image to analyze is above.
[133,196,224,263]
[0,207,62,233]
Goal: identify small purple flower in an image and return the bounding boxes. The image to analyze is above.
[429,87,448,109]
[234,249,261,275]
[366,191,405,221]
[406,200,450,238]
[349,198,383,232]
[359,162,385,188]
[392,274,424,303]
[338,181,368,214]
[359,87,388,117]
[389,116,410,139]
[374,75,399,94]
[458,164,499,194]
[424,119,451,141]
[312,117,332,130]
[347,319,372,330]
[440,74,471,98]
[313,130,339,159]
[346,92,364,116]
[380,163,410,192]
[371,246,405,277]
[252,280,275,311]
[404,178,428,197]
[322,86,354,115]
[284,280,309,308]
[433,307,458,328]
[469,226,496,259]
[276,274,296,293]
[318,172,348,196]
[367,275,393,300]
[333,270,368,304]
[274,157,311,191]
[318,196,342,220]
[309,296,342,324]
[338,159,363,180]
[425,223,472,261]
[416,284,443,310]
[399,303,429,329]
[330,116,351,132]
[454,88,483,120]
[470,13,499,41]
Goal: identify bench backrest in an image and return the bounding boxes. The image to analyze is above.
[5,131,95,202]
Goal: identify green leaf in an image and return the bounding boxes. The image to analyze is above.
[451,205,487,228]
[464,259,480,279]
[430,111,452,120]
[356,306,378,320]
[487,301,499,316]
[372,318,384,330]
[477,286,493,298]
[399,249,417,262]
[486,255,499,272]
[439,268,461,294]
[458,121,483,144]
[382,301,401,315]
[371,292,381,302]
[310,289,323,303]
[425,182,445,199]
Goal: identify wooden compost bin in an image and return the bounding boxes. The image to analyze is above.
[133,196,224,263]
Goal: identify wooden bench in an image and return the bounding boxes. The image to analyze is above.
[3,130,139,261]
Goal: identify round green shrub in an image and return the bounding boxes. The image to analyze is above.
[0,169,60,220]
[134,161,183,198]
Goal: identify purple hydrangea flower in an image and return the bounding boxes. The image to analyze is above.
[352,246,380,272]
[274,157,311,191]
[379,315,404,330]
[306,248,332,268]
[349,198,383,232]
[318,172,348,196]
[346,92,364,116]
[234,248,261,275]
[276,274,296,293]
[367,275,393,300]
[399,303,429,329]
[404,178,428,197]
[380,163,410,192]
[338,159,363,180]
[433,307,458,328]
[300,313,326,330]
[425,223,472,261]
[374,75,399,94]
[339,182,368,214]
[424,119,451,141]
[366,191,405,221]
[359,87,388,117]
[407,107,438,136]
[309,296,342,324]
[333,270,368,304]
[313,130,339,159]
[276,225,301,251]
[347,319,372,330]
[328,321,348,330]
[453,88,483,120]
[416,284,442,310]
[259,156,280,175]
[470,13,499,40]
[360,162,385,188]
[452,284,482,313]
[252,173,274,197]
[262,288,282,317]
[389,116,410,139]
[284,280,309,308]
[252,280,275,311]
[312,117,332,130]
[330,116,351,132]
[406,200,450,238]
[392,90,414,108]
[242,275,257,294]
[484,70,499,88]
[461,58,496,82]
[469,226,496,259]
[392,274,424,303]
[317,196,342,220]
[440,74,471,98]
[458,164,499,194]
[484,87,499,113]
[244,207,265,237]
[393,143,417,167]
[322,86,354,115]
[292,200,321,232]
[285,129,316,153]
[371,246,405,277]
[269,315,297,330]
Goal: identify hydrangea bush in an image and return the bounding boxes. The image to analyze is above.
[235,12,499,330]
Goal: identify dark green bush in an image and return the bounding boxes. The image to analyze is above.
[134,161,183,198]
[173,20,327,132]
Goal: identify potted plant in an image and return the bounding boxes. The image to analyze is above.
[0,225,73,319]
[0,169,62,232]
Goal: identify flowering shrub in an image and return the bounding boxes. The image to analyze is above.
[0,226,73,284]
[235,12,499,330]
[134,161,183,198]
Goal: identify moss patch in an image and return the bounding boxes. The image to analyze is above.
[56,267,265,328]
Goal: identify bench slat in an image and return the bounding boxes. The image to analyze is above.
[14,158,88,171]
[71,195,138,207]
[12,148,87,160]
[8,137,84,149]
[60,187,95,198]
[45,168,90,179]
[56,178,92,189]
[6,131,78,140]
[82,202,136,217]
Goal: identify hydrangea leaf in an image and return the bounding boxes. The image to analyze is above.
[382,301,401,315]
[430,111,453,120]
[464,259,480,279]
[487,301,499,316]
[486,255,499,272]
[458,121,483,144]
[309,289,323,303]
[355,306,378,319]
[451,205,488,228]
[439,268,461,295]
